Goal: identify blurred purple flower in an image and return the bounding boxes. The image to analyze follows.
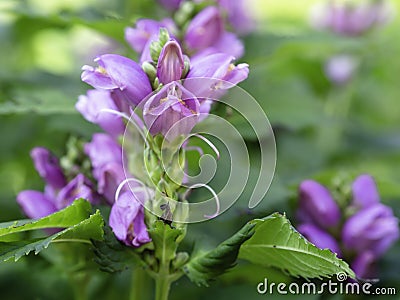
[352,174,380,209]
[185,6,224,51]
[297,179,341,229]
[298,223,342,256]
[158,0,182,10]
[109,191,151,247]
[311,0,392,36]
[17,190,57,219]
[217,0,256,35]
[125,19,176,54]
[157,40,185,84]
[76,89,125,138]
[351,251,376,279]
[342,203,399,257]
[30,147,66,190]
[143,82,199,140]
[81,54,152,106]
[324,55,358,85]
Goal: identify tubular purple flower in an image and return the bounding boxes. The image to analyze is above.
[30,147,66,190]
[157,40,185,84]
[351,251,376,279]
[76,89,125,137]
[56,174,100,209]
[209,32,244,59]
[97,162,127,205]
[342,203,399,257]
[125,19,176,53]
[298,223,342,256]
[352,174,380,208]
[298,180,341,229]
[143,82,200,140]
[109,191,151,247]
[185,6,224,51]
[158,0,182,10]
[84,133,122,175]
[16,190,57,219]
[81,54,152,106]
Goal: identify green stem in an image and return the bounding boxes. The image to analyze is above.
[155,273,172,300]
[130,267,151,300]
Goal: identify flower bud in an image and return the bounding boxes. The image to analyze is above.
[352,174,380,209]
[157,40,185,84]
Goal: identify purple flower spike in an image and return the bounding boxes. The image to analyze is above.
[125,19,176,54]
[30,147,66,190]
[352,174,380,209]
[16,190,57,219]
[298,223,342,256]
[158,0,182,10]
[109,191,151,247]
[298,180,341,229]
[351,251,376,279]
[56,174,100,209]
[342,203,399,257]
[76,89,125,138]
[185,6,224,51]
[81,54,152,106]
[157,40,185,84]
[143,82,200,140]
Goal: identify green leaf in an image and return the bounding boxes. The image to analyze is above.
[0,199,92,238]
[92,226,141,273]
[148,221,183,265]
[0,209,104,262]
[184,221,256,287]
[239,213,355,279]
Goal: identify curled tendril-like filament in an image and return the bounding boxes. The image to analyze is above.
[192,134,220,159]
[183,183,220,219]
[114,177,151,205]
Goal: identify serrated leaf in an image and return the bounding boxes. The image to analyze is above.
[239,213,355,279]
[149,221,183,264]
[92,226,141,273]
[184,221,256,287]
[0,210,104,262]
[0,199,92,238]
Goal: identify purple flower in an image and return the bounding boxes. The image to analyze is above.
[158,0,182,10]
[310,1,392,36]
[84,133,122,174]
[56,174,100,209]
[217,0,255,35]
[324,55,358,85]
[76,89,125,137]
[206,32,244,59]
[298,223,342,256]
[109,191,151,247]
[125,19,176,54]
[351,251,376,279]
[342,203,399,257]
[185,6,224,51]
[143,82,199,140]
[157,40,185,84]
[297,180,341,229]
[352,174,380,209]
[17,190,57,219]
[81,54,152,106]
[97,162,127,205]
[30,147,66,190]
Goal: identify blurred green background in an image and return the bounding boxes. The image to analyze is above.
[1,0,400,299]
